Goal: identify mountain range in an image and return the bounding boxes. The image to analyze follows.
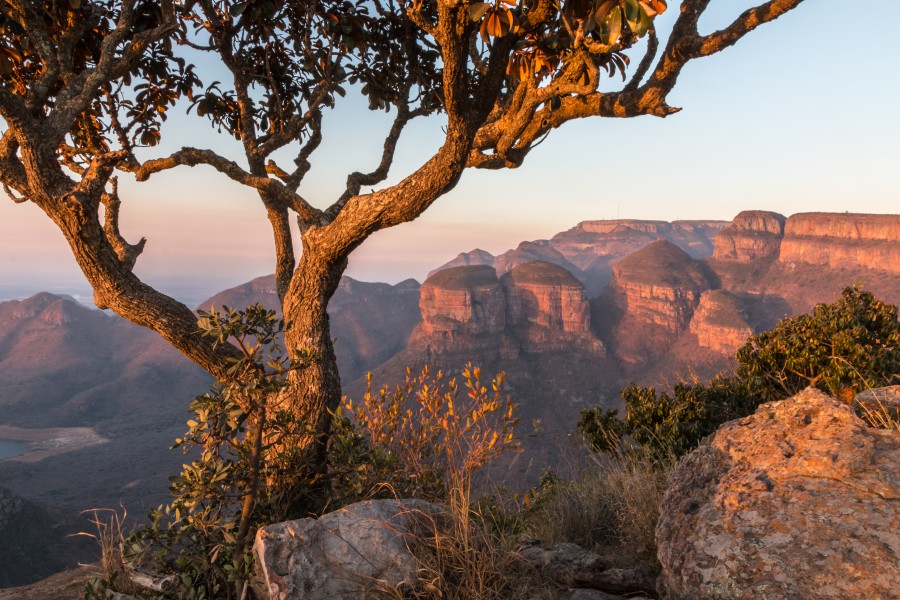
[1,210,898,586]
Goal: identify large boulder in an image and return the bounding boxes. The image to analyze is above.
[656,387,899,599]
[252,499,442,600]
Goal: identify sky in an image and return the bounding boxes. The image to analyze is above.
[1,0,898,305]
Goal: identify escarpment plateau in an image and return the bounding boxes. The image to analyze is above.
[779,213,900,273]
[712,211,900,274]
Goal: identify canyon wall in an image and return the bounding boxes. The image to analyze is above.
[413,262,604,358]
[778,213,900,274]
[712,211,900,274]
[610,240,715,332]
[689,290,753,355]
[712,210,786,262]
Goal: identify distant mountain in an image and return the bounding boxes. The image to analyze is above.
[200,275,422,383]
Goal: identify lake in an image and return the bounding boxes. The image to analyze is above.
[0,438,28,459]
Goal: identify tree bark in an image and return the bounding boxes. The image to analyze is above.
[279,237,348,511]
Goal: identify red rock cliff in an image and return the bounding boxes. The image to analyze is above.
[502,262,605,355]
[778,213,900,273]
[611,240,715,332]
[688,290,753,355]
[418,265,506,337]
[712,210,786,262]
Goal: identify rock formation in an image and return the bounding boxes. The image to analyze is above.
[688,290,753,355]
[253,499,442,600]
[779,212,900,273]
[610,240,715,332]
[412,262,603,359]
[502,262,605,355]
[432,219,727,296]
[417,265,507,337]
[656,387,900,599]
[711,210,785,262]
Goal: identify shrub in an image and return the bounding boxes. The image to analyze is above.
[131,305,313,600]
[524,453,671,563]
[328,364,520,505]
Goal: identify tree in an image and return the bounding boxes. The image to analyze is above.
[579,286,900,458]
[0,0,806,496]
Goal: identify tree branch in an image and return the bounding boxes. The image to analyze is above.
[130,148,323,224]
[101,177,146,271]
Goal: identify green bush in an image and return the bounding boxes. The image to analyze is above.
[131,305,313,600]
[580,286,900,458]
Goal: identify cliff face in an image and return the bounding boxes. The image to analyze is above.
[430,219,727,297]
[778,213,900,274]
[502,262,605,355]
[413,262,604,358]
[712,210,786,262]
[689,290,753,355]
[611,240,715,332]
[417,265,507,338]
[711,211,900,274]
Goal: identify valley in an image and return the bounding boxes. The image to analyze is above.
[0,210,898,586]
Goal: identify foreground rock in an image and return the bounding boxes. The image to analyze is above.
[657,388,900,599]
[252,499,442,600]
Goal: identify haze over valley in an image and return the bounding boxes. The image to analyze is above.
[1,209,898,586]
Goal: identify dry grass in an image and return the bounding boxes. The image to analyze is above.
[855,395,900,430]
[525,452,672,563]
[73,507,141,597]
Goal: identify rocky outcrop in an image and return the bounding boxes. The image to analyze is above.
[711,210,785,262]
[418,265,507,337]
[610,240,715,332]
[502,262,605,355]
[779,212,900,273]
[253,499,442,600]
[656,388,900,599]
[413,263,603,358]
[688,290,753,355]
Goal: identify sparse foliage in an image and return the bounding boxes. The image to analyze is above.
[328,364,520,505]
[580,286,900,458]
[132,305,314,600]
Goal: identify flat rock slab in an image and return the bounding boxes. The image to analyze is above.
[253,498,442,600]
[656,387,900,599]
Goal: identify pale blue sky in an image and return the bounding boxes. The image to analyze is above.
[1,0,898,303]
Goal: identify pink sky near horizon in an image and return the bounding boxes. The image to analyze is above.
[1,0,898,303]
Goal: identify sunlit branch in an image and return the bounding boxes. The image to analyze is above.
[131,148,323,224]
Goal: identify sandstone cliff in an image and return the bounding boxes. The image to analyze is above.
[431,219,727,297]
[688,290,753,355]
[778,212,900,273]
[502,262,605,355]
[413,262,604,359]
[712,210,785,262]
[610,240,715,332]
